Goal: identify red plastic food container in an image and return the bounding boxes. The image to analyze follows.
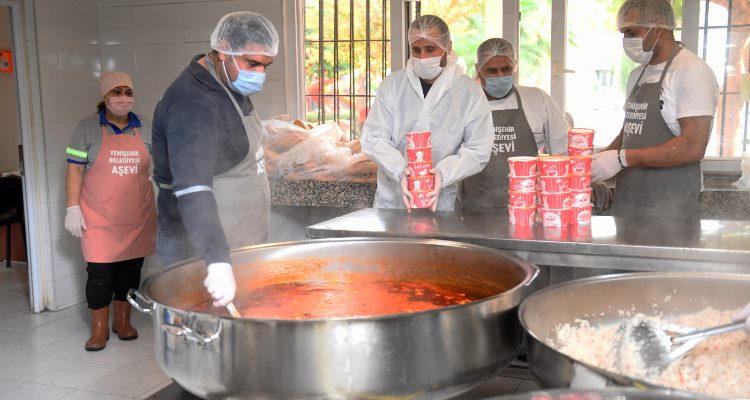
[411,190,432,209]
[541,192,571,209]
[509,206,536,226]
[539,208,570,229]
[509,223,533,239]
[571,204,593,225]
[542,225,570,241]
[570,173,592,190]
[538,156,570,177]
[570,224,593,241]
[409,162,432,177]
[567,146,594,156]
[508,156,539,177]
[407,147,432,163]
[570,189,592,207]
[406,131,431,148]
[408,175,434,192]
[539,175,569,193]
[508,175,537,192]
[568,128,595,148]
[508,191,537,208]
[569,156,592,175]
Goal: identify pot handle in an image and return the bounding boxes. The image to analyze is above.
[524,264,540,287]
[162,320,222,345]
[127,289,153,315]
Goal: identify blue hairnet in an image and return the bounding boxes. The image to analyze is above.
[617,0,676,31]
[210,11,279,56]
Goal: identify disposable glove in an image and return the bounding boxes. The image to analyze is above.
[64,205,87,238]
[734,302,750,334]
[204,263,237,307]
[591,182,612,211]
[426,169,442,212]
[401,168,413,212]
[592,150,624,183]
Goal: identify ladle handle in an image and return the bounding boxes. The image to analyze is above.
[673,321,745,344]
[226,302,242,318]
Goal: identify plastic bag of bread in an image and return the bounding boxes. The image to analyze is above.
[263,117,375,182]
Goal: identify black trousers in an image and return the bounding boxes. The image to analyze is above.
[86,257,144,310]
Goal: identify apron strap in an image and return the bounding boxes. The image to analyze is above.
[628,42,682,101]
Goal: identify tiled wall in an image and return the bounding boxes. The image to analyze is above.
[31,0,288,310]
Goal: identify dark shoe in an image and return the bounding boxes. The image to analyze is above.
[85,306,110,351]
[112,300,138,341]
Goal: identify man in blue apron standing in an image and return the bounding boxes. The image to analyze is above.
[592,0,719,220]
[461,38,569,211]
[152,12,278,308]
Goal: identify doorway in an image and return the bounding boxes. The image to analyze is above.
[0,0,43,313]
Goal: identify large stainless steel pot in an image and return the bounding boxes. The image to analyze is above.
[519,272,750,397]
[128,238,539,399]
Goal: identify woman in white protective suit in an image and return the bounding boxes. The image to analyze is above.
[361,15,493,212]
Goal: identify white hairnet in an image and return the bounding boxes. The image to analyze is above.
[476,38,516,71]
[617,0,676,31]
[210,11,279,56]
[408,15,451,50]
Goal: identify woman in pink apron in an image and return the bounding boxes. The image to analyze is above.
[64,72,157,351]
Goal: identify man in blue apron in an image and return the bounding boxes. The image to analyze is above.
[461,38,569,211]
[592,0,718,220]
[152,12,278,308]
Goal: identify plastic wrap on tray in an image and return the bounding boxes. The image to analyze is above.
[262,118,377,183]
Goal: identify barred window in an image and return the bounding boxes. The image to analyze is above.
[304,0,391,140]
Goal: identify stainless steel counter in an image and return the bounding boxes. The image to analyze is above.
[306,208,750,272]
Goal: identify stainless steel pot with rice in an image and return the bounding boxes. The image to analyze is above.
[519,272,750,399]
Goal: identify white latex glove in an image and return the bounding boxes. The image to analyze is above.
[204,263,236,307]
[401,168,413,212]
[592,150,624,183]
[734,302,750,334]
[426,169,442,212]
[64,205,87,238]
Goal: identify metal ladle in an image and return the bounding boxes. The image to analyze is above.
[618,317,745,375]
[226,302,242,318]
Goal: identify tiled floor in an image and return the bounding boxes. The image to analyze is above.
[0,263,538,400]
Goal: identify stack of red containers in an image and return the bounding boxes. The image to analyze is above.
[507,156,538,226]
[538,156,571,229]
[567,128,595,225]
[406,131,433,208]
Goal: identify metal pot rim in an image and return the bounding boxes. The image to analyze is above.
[142,237,539,323]
[518,271,750,396]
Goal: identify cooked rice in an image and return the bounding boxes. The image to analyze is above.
[552,307,750,399]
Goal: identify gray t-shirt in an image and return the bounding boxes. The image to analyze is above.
[66,113,152,169]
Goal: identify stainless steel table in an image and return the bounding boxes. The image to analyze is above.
[306,208,750,272]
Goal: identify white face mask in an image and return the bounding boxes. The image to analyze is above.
[412,54,444,80]
[623,26,659,64]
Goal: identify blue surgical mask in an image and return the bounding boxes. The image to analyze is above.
[222,55,266,96]
[483,74,514,99]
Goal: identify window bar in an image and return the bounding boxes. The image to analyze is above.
[745,34,750,153]
[334,0,340,124]
[318,0,325,124]
[718,0,733,156]
[701,0,709,60]
[350,0,355,140]
[382,0,387,81]
[365,0,372,139]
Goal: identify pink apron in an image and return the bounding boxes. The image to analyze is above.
[80,125,157,263]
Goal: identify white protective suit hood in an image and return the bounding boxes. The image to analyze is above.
[361,52,493,211]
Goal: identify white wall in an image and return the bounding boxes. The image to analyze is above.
[28,0,288,310]
[0,6,20,172]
